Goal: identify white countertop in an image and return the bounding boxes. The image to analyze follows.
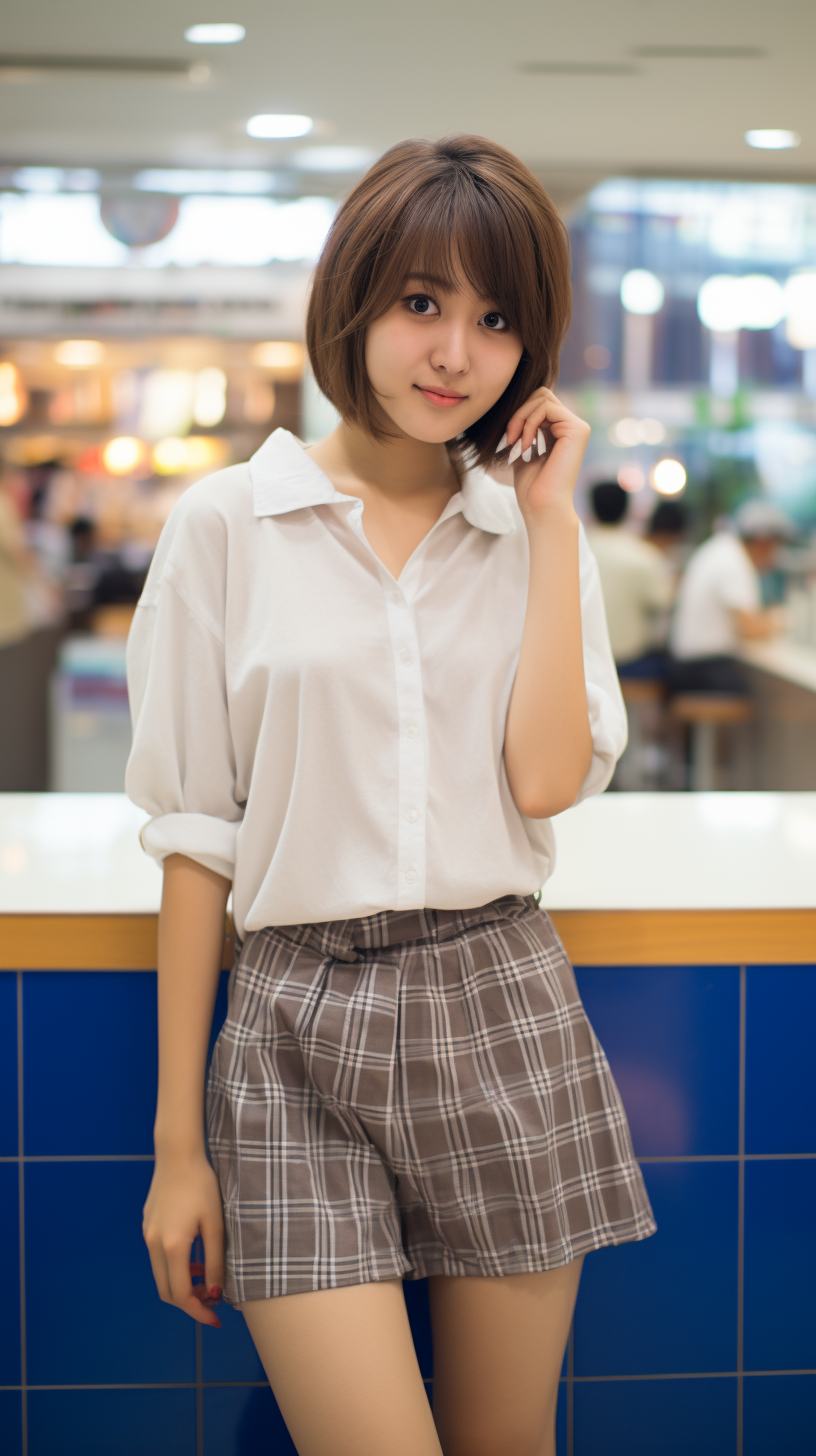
[734,637,816,693]
[1,791,815,913]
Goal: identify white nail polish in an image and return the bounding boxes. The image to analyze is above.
[497,432,508,451]
[537,428,547,455]
[522,445,533,463]
[507,439,523,464]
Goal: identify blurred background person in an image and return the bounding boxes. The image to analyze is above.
[667,499,795,697]
[585,480,677,682]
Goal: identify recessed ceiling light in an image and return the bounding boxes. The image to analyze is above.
[247,114,313,139]
[745,129,801,149]
[184,23,246,44]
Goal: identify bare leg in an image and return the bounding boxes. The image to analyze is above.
[428,1257,584,1456]
[237,1278,443,1456]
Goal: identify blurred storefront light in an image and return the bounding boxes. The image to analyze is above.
[609,417,666,446]
[193,368,227,428]
[133,169,278,194]
[651,459,687,495]
[152,437,227,474]
[697,273,785,332]
[744,129,801,149]
[184,23,246,43]
[0,192,335,266]
[139,370,195,440]
[102,437,148,476]
[247,114,313,138]
[0,362,28,426]
[251,341,304,372]
[54,340,104,367]
[784,270,816,350]
[620,269,664,315]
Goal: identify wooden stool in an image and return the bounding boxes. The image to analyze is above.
[615,677,667,788]
[669,693,755,791]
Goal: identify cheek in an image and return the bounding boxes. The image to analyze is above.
[484,339,524,396]
[365,318,412,385]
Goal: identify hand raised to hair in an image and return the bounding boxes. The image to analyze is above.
[497,386,590,529]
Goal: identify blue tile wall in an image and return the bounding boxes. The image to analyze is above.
[0,972,17,1155]
[574,1377,738,1456]
[575,965,740,1156]
[0,1160,21,1387]
[25,1159,195,1386]
[23,971,158,1156]
[743,1374,816,1456]
[27,1387,197,1456]
[3,959,814,1455]
[744,1159,816,1372]
[574,1162,738,1376]
[745,966,816,1155]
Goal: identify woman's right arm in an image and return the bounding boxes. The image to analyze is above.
[141,853,232,1327]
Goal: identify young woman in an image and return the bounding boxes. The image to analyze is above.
[128,133,656,1456]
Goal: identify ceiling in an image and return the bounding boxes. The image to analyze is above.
[0,0,814,212]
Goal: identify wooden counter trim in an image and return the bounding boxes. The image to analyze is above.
[1,909,814,968]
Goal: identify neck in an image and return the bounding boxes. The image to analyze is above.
[310,418,462,500]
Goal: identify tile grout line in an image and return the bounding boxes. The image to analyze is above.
[737,965,746,1456]
[17,970,27,1456]
[566,1313,574,1455]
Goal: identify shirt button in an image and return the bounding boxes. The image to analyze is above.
[400,650,412,665]
[404,807,418,823]
[405,868,418,884]
[405,722,418,738]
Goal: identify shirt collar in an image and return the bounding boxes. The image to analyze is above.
[249,427,516,536]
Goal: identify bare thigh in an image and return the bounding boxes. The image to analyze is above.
[237,1278,443,1456]
[428,1257,584,1456]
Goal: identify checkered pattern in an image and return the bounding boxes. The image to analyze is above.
[205,894,657,1303]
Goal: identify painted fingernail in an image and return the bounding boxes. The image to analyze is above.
[507,439,523,464]
[210,1286,222,1300]
[497,431,508,450]
[522,445,533,463]
[537,428,547,455]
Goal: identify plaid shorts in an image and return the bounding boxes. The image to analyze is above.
[205,893,657,1304]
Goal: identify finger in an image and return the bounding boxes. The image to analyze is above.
[168,1241,221,1327]
[145,1239,173,1306]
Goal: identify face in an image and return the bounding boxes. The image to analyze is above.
[363,267,525,444]
[744,536,778,572]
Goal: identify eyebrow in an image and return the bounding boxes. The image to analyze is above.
[403,272,456,291]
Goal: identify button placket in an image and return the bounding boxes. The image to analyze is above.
[383,580,426,906]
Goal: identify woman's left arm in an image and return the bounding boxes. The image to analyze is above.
[502,387,595,819]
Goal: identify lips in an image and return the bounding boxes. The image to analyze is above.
[415,385,468,406]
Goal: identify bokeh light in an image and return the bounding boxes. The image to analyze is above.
[651,458,687,495]
[54,339,104,368]
[620,269,664,315]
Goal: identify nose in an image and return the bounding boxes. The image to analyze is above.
[429,319,470,376]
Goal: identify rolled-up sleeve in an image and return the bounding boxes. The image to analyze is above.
[572,520,628,805]
[125,568,242,881]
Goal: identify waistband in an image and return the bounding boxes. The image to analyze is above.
[250,893,539,964]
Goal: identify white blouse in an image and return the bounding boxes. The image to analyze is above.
[125,427,627,938]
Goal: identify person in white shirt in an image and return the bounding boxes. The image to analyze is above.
[585,480,676,682]
[667,499,794,696]
[127,133,654,1456]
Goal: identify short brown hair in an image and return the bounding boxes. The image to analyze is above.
[305,134,572,471]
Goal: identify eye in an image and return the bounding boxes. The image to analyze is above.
[481,311,508,331]
[404,294,439,316]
